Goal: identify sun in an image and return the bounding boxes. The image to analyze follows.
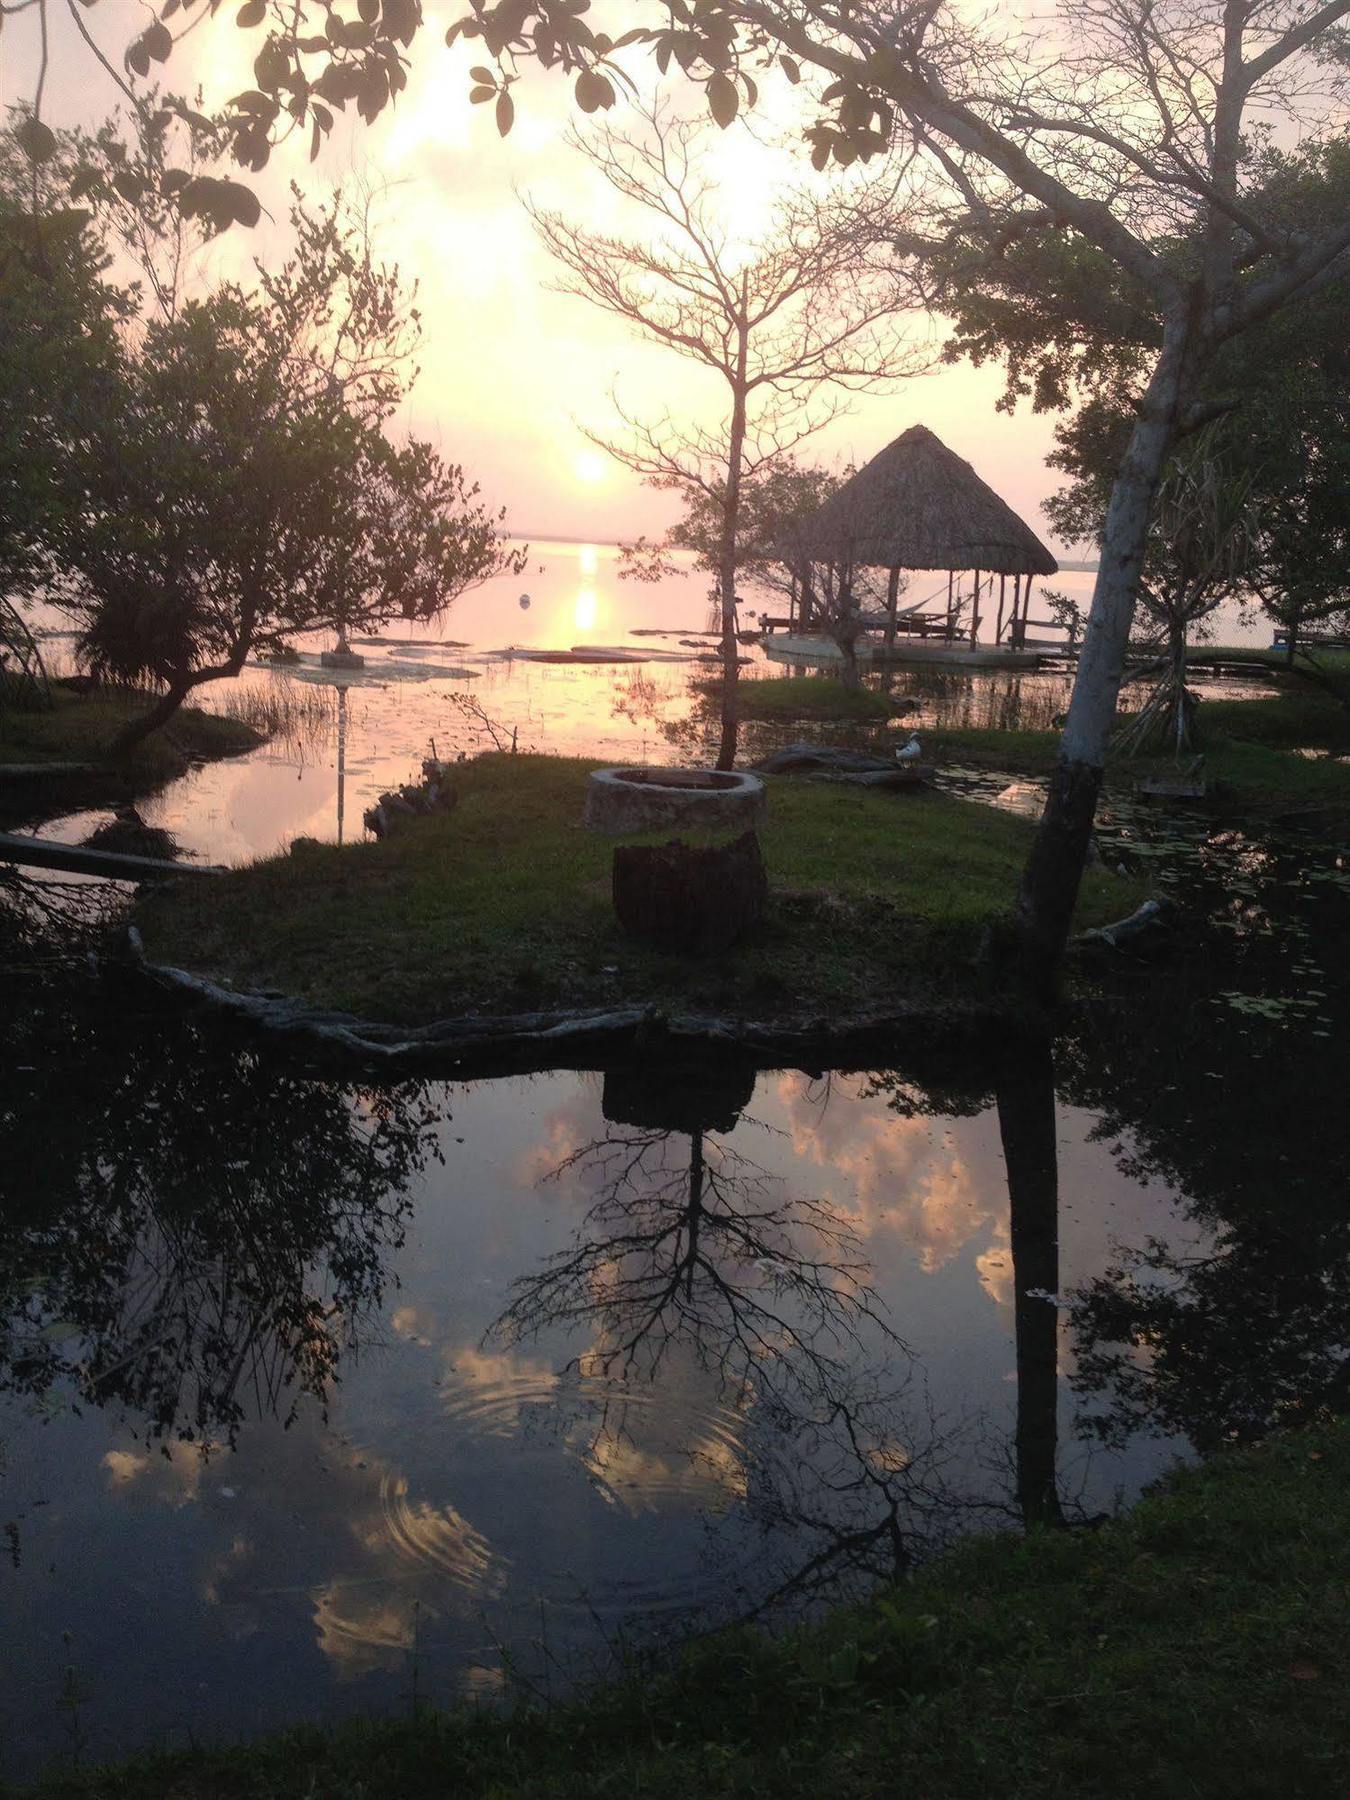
[574,450,609,487]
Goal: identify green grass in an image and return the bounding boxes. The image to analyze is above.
[929,725,1064,772]
[713,675,896,722]
[927,685,1350,818]
[134,753,1142,1025]
[0,684,263,775]
[19,1420,1350,1800]
[1199,691,1350,754]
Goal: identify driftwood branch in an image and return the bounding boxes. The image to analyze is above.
[116,928,1014,1078]
[1074,898,1174,950]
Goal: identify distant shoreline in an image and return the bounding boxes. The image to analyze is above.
[512,531,1101,573]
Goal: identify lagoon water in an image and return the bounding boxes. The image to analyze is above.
[22,541,1275,868]
[6,545,1338,1781]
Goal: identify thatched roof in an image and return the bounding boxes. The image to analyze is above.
[787,425,1058,576]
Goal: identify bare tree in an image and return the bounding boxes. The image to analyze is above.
[526,102,920,766]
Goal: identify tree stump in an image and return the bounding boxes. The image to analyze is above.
[612,831,767,954]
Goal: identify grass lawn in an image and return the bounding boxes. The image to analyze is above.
[134,753,1142,1026]
[711,675,896,722]
[929,684,1350,818]
[0,684,262,776]
[19,1420,1350,1800]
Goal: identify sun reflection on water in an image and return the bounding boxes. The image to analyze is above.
[574,585,599,633]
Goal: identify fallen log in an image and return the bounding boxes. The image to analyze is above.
[0,831,221,880]
[117,926,1016,1078]
[1075,898,1174,950]
[753,744,902,776]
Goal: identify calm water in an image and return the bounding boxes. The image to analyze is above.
[21,543,1278,868]
[5,552,1336,1779]
[3,794,1348,1778]
[0,1015,1211,1777]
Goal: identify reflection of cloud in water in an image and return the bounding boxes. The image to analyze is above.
[314,1469,505,1680]
[391,1303,438,1347]
[768,1073,994,1275]
[200,1434,505,1680]
[564,1345,751,1518]
[513,1074,605,1189]
[439,1344,560,1424]
[976,1228,1015,1310]
[101,1441,210,1508]
[433,1320,752,1523]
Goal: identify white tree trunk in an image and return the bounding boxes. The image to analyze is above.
[1016,320,1191,979]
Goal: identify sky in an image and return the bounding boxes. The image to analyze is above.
[3,1,1081,551]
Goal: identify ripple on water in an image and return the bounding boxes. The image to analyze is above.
[352,1364,755,1627]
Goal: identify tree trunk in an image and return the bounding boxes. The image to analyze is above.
[685,1131,704,1300]
[715,291,750,773]
[1014,321,1189,987]
[885,566,901,648]
[1168,618,1190,754]
[109,677,195,759]
[996,1038,1065,1531]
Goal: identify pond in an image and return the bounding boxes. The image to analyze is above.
[3,792,1347,1780]
[6,552,1339,1779]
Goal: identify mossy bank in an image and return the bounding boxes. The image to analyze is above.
[132,752,1143,1029]
[18,1420,1350,1800]
[0,683,264,822]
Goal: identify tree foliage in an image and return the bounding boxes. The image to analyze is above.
[0,128,130,609]
[619,457,845,603]
[2,108,524,749]
[1031,145,1350,665]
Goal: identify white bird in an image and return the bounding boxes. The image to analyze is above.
[894,733,922,763]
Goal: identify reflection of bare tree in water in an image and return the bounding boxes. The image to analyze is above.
[1,975,441,1447]
[494,1120,889,1401]
[488,1059,1001,1612]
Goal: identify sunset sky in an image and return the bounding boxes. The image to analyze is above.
[8,2,1080,551]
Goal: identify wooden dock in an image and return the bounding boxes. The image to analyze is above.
[762,633,1049,672]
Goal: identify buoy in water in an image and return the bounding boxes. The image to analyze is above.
[518,593,531,610]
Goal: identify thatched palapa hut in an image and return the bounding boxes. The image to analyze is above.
[782,424,1059,653]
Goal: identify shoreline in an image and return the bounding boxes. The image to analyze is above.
[118,922,1034,1077]
[20,1419,1349,1798]
[127,754,1144,1031]
[0,685,266,829]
